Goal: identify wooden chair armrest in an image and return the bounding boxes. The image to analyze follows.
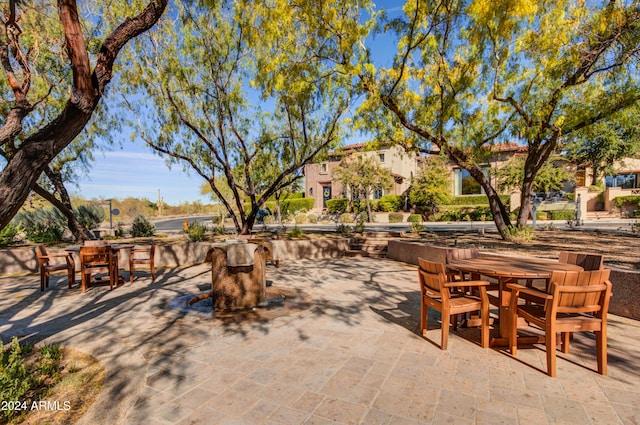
[443,280,489,288]
[506,283,552,300]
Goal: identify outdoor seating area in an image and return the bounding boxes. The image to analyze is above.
[1,248,639,424]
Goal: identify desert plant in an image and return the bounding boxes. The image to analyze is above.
[15,208,66,243]
[74,204,106,230]
[288,225,304,238]
[0,224,20,247]
[0,338,33,422]
[409,222,424,234]
[336,223,352,235]
[388,212,403,223]
[339,213,355,223]
[130,215,156,237]
[307,214,318,224]
[294,213,307,224]
[187,221,207,241]
[263,215,275,225]
[408,214,422,222]
[506,226,536,244]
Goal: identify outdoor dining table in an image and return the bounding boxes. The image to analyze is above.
[65,244,134,285]
[446,254,583,346]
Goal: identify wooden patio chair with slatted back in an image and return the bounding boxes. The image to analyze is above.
[527,252,605,294]
[80,245,116,293]
[418,258,491,350]
[507,269,612,377]
[35,245,75,292]
[129,242,156,283]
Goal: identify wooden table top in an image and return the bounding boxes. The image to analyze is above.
[447,254,583,279]
[64,244,134,252]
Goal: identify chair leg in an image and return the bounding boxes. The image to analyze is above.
[81,272,88,293]
[546,326,557,378]
[420,303,428,337]
[441,309,450,350]
[480,304,489,349]
[596,329,607,375]
[150,262,155,282]
[561,332,571,354]
[68,267,75,289]
[129,260,134,283]
[509,309,518,355]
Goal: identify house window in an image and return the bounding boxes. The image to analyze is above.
[379,153,385,162]
[374,188,383,199]
[606,173,638,189]
[320,163,328,173]
[454,167,489,196]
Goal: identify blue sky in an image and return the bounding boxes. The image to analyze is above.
[73,2,403,206]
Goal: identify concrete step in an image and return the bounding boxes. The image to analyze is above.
[350,242,388,251]
[344,250,387,258]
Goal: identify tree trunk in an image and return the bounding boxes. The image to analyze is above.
[365,198,372,223]
[0,0,167,230]
[32,183,87,241]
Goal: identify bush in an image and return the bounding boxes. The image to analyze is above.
[339,213,355,223]
[551,210,575,220]
[15,208,66,243]
[0,224,20,247]
[506,226,536,244]
[264,215,275,225]
[409,222,424,233]
[408,214,422,222]
[378,195,403,212]
[130,215,156,237]
[288,225,304,238]
[307,214,318,224]
[187,221,207,241]
[75,204,105,230]
[388,212,404,223]
[336,223,352,235]
[614,195,640,209]
[295,213,307,224]
[283,198,314,214]
[326,198,348,214]
[447,195,511,206]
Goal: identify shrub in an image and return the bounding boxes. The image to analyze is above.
[551,210,575,221]
[339,213,355,223]
[388,212,403,223]
[336,223,352,235]
[614,195,640,209]
[506,226,536,244]
[0,224,20,247]
[379,195,403,211]
[74,204,105,230]
[447,195,511,206]
[326,198,348,214]
[288,225,304,238]
[130,215,156,237]
[307,214,318,224]
[295,213,307,224]
[409,222,424,234]
[15,208,66,243]
[283,198,314,214]
[187,221,207,241]
[264,215,275,225]
[408,214,422,222]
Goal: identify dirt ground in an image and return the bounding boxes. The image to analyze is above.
[403,228,640,270]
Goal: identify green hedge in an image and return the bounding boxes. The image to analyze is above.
[446,195,511,206]
[614,195,640,208]
[439,206,493,222]
[551,210,575,220]
[326,198,348,214]
[408,214,422,222]
[249,198,314,215]
[377,195,403,212]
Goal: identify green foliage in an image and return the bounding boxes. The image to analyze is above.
[408,214,422,223]
[285,199,315,214]
[378,195,403,212]
[339,213,355,224]
[187,221,208,242]
[354,220,365,233]
[307,214,318,224]
[294,213,308,224]
[446,195,511,206]
[74,204,106,230]
[551,210,575,221]
[497,156,574,194]
[15,208,66,243]
[0,224,20,248]
[439,207,493,222]
[130,216,156,238]
[287,225,304,238]
[506,226,536,244]
[614,196,640,209]
[336,224,352,235]
[332,155,393,216]
[409,156,451,216]
[0,338,64,423]
[409,222,424,234]
[326,198,348,214]
[388,212,404,223]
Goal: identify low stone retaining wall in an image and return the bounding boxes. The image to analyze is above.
[387,240,640,321]
[0,238,350,276]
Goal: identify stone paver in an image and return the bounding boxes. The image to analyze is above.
[1,257,639,424]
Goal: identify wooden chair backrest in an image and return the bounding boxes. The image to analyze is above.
[80,246,112,267]
[548,269,611,314]
[446,248,479,263]
[35,245,47,263]
[418,257,447,294]
[558,251,604,271]
[84,240,110,247]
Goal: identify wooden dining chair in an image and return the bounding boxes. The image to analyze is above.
[558,251,604,271]
[129,242,155,283]
[445,247,479,282]
[80,246,116,293]
[418,258,491,350]
[35,245,75,292]
[507,269,612,377]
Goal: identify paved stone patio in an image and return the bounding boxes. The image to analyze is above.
[1,257,639,424]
